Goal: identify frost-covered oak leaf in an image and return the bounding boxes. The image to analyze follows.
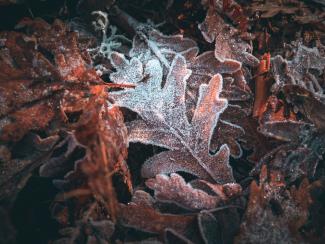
[186,51,243,116]
[146,173,218,210]
[130,28,198,70]
[109,52,143,84]
[119,190,194,235]
[145,173,242,210]
[111,54,234,183]
[199,7,259,67]
[186,51,249,158]
[271,44,325,96]
[105,25,249,158]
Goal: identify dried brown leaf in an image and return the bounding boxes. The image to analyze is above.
[118,190,195,235]
[199,6,259,67]
[236,166,312,244]
[145,173,241,211]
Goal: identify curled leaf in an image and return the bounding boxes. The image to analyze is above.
[146,173,241,210]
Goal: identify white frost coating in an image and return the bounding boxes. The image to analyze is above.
[104,25,242,183]
[216,119,245,159]
[271,44,325,95]
[129,28,198,74]
[88,19,131,61]
[199,8,259,67]
[127,120,183,150]
[146,173,220,210]
[111,54,234,183]
[109,52,144,84]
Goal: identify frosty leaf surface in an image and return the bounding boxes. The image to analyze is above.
[111,54,234,183]
[146,173,220,210]
[271,44,325,95]
[146,173,242,210]
[106,24,249,158]
[186,52,250,158]
[118,190,195,235]
[130,28,198,70]
[236,166,311,243]
[186,51,242,115]
[109,52,143,84]
[141,146,230,182]
[127,120,182,150]
[199,7,259,67]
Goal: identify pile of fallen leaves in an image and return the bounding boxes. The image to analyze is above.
[0,0,324,243]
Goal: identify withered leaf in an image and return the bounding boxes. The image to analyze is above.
[284,85,325,132]
[271,43,325,95]
[111,52,234,183]
[186,51,248,158]
[258,120,313,142]
[0,18,102,142]
[106,23,248,159]
[251,129,325,183]
[0,133,59,203]
[199,6,259,67]
[236,166,312,243]
[118,190,195,235]
[39,132,86,178]
[145,173,241,211]
[248,0,300,18]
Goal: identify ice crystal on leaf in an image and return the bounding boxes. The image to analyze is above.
[186,51,249,158]
[145,173,242,210]
[271,43,325,95]
[236,166,312,244]
[109,52,144,85]
[186,51,243,116]
[199,5,259,67]
[107,24,250,159]
[110,53,234,183]
[146,173,218,210]
[119,190,195,235]
[129,27,198,72]
[87,11,131,64]
[106,26,198,85]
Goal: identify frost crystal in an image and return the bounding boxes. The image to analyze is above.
[199,7,259,67]
[129,27,198,72]
[111,52,234,183]
[146,173,219,210]
[89,25,131,59]
[271,44,325,95]
[88,11,131,61]
[146,173,241,210]
[108,26,247,159]
[109,52,144,85]
[104,23,241,183]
